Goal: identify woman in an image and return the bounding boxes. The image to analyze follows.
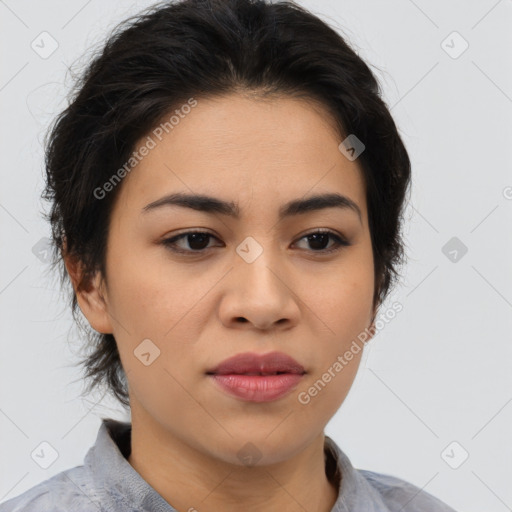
[0,0,457,510]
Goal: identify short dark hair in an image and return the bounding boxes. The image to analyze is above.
[43,0,411,407]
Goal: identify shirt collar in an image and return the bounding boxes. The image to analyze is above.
[323,436,391,511]
[84,418,390,512]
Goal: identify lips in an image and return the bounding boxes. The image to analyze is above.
[206,351,306,402]
[206,351,305,376]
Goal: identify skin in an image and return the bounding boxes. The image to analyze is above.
[65,93,377,512]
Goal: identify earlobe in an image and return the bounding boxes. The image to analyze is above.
[63,251,113,335]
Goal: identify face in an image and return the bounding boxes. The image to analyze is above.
[74,93,376,466]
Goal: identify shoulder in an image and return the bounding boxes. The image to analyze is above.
[357,469,457,512]
[0,465,101,512]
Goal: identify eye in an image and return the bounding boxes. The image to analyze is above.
[161,229,350,255]
[293,229,351,254]
[161,231,221,254]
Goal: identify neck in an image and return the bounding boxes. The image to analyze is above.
[127,410,339,512]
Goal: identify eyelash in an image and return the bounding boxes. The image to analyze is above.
[160,229,351,256]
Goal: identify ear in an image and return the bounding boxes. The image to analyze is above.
[364,299,380,345]
[365,320,377,344]
[63,249,113,335]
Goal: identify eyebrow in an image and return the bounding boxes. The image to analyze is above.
[141,192,362,224]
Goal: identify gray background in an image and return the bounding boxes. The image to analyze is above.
[1,1,511,511]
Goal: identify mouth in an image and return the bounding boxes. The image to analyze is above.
[206,351,306,402]
[206,351,306,376]
[210,371,294,376]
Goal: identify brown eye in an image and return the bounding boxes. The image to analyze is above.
[161,231,220,253]
[161,229,350,256]
[294,230,350,253]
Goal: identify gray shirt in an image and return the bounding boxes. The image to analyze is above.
[0,418,457,511]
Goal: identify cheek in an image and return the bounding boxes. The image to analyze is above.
[308,253,374,337]
[294,283,369,424]
[294,254,373,412]
[103,248,218,408]
[105,240,212,338]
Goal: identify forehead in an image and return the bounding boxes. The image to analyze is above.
[112,93,367,221]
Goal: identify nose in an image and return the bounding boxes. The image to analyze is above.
[218,250,301,332]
